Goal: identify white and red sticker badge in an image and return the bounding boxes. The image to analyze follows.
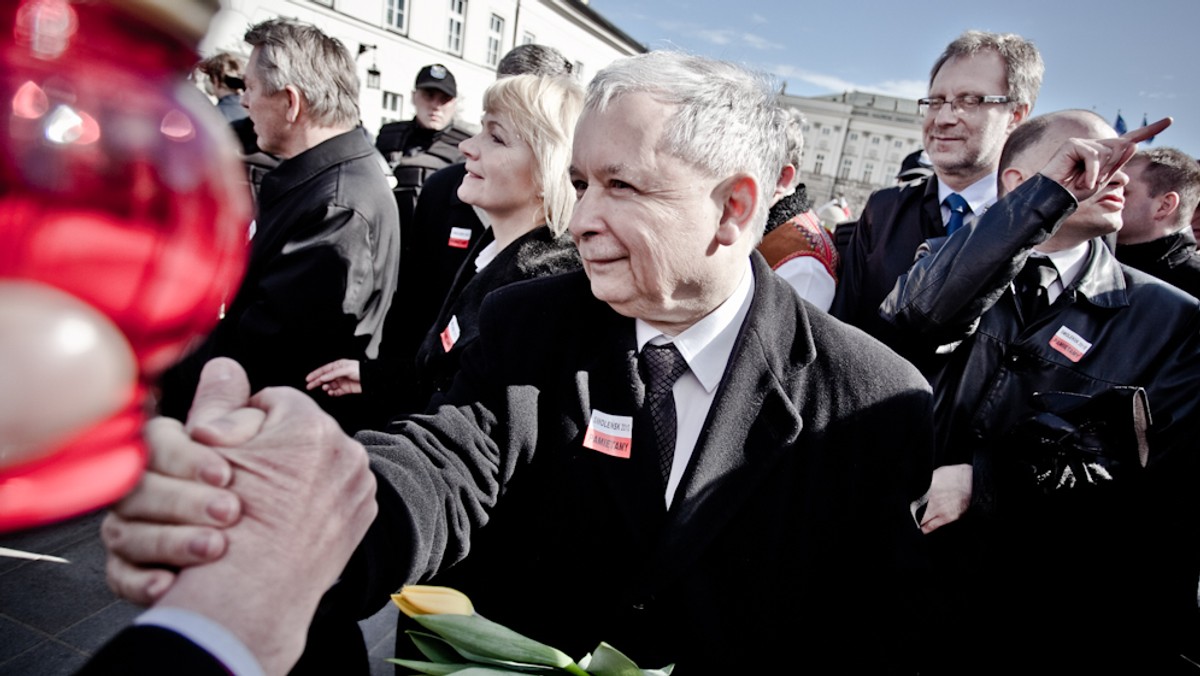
[1049,325,1092,363]
[448,227,472,249]
[582,409,633,459]
[439,315,461,352]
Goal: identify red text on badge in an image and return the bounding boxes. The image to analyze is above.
[582,409,633,459]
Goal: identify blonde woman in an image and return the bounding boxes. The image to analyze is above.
[307,74,583,410]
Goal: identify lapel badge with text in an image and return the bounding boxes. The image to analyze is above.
[582,409,633,459]
[1049,325,1092,363]
[440,315,461,352]
[448,227,472,249]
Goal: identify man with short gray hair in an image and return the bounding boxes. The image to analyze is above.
[159,18,399,432]
[106,51,933,674]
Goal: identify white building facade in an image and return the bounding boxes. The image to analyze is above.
[200,0,644,137]
[782,91,925,217]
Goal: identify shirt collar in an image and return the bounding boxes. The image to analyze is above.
[1030,241,1090,288]
[937,171,999,216]
[635,259,754,394]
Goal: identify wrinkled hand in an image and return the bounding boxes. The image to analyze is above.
[305,358,363,397]
[156,377,378,674]
[104,358,262,604]
[1040,117,1171,203]
[918,463,973,534]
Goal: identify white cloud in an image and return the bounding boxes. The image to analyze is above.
[772,64,926,99]
[659,21,783,50]
[1137,90,1178,100]
[750,13,768,23]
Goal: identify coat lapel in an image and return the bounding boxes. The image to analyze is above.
[651,257,808,579]
[571,301,665,545]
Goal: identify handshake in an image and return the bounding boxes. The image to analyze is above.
[101,358,378,675]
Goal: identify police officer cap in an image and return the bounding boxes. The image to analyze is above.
[415,64,457,98]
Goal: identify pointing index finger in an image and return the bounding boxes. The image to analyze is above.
[1122,117,1171,145]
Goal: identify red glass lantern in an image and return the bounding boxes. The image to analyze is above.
[0,0,250,530]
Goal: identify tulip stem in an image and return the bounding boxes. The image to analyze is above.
[565,664,591,676]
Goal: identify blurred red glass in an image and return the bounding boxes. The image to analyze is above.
[0,0,250,530]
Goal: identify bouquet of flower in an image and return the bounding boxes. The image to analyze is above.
[390,585,674,675]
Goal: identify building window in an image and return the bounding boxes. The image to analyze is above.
[839,158,852,179]
[862,163,874,182]
[447,0,467,54]
[821,127,831,136]
[486,14,504,66]
[871,136,881,145]
[385,0,406,31]
[574,61,584,79]
[813,153,825,175]
[521,31,535,45]
[849,132,858,141]
[893,139,903,148]
[382,91,402,125]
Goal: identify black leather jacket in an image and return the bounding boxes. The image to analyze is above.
[882,174,1200,471]
[882,174,1200,670]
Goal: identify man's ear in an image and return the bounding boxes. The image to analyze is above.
[1007,102,1030,133]
[1155,191,1182,222]
[284,85,303,124]
[715,173,758,246]
[1000,166,1027,196]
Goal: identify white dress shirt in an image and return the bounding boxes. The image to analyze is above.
[1026,241,1090,305]
[136,606,265,676]
[635,259,755,507]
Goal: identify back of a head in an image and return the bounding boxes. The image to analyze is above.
[496,44,573,78]
[198,51,245,84]
[931,30,1044,111]
[483,74,584,234]
[585,51,786,234]
[1135,147,1200,226]
[998,110,1108,194]
[243,18,359,128]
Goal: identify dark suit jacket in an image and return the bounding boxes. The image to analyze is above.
[412,225,580,405]
[81,626,226,675]
[348,254,934,672]
[831,175,944,354]
[360,162,490,419]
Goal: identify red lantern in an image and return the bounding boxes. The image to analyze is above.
[0,0,250,530]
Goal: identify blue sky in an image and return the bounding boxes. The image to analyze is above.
[591,0,1199,158]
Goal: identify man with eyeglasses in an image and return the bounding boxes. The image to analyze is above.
[831,31,1043,357]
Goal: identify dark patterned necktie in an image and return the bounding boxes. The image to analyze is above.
[944,192,970,236]
[1014,257,1059,322]
[639,343,690,486]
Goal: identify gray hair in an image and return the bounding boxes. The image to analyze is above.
[931,30,1044,110]
[781,107,806,170]
[244,18,359,128]
[585,51,786,236]
[497,44,573,78]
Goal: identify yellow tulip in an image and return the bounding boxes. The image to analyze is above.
[391,585,475,618]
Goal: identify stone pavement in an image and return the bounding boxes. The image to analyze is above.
[0,510,399,675]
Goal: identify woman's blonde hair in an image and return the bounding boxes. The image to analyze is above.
[481,74,584,235]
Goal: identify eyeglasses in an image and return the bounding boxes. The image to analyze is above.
[918,95,1010,116]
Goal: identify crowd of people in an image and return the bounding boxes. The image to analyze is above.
[75,16,1200,676]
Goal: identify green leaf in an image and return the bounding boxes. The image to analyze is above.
[407,630,464,663]
[413,614,581,671]
[386,657,477,675]
[449,669,543,675]
[579,642,641,676]
[449,645,566,674]
[641,668,675,676]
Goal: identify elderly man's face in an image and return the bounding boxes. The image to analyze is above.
[242,47,292,157]
[569,93,735,333]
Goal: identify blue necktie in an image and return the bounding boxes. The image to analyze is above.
[944,193,970,236]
